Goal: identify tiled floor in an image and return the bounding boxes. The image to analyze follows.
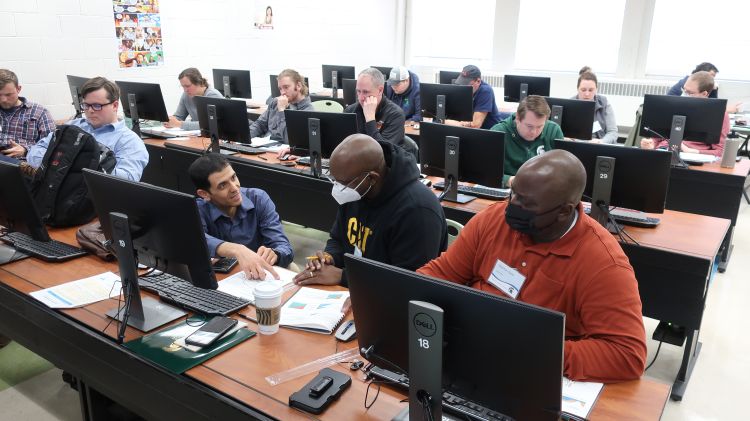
[1,202,748,420]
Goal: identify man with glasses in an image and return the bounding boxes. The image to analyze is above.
[490,95,564,188]
[0,69,55,159]
[641,71,730,157]
[293,134,447,286]
[418,150,647,383]
[27,77,148,181]
[344,68,405,146]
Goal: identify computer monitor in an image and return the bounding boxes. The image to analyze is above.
[83,169,218,290]
[346,255,564,421]
[419,122,504,203]
[269,74,309,98]
[504,75,551,102]
[212,69,252,99]
[342,78,357,107]
[371,66,392,79]
[0,161,50,245]
[322,64,355,89]
[194,96,251,152]
[554,140,672,228]
[640,94,727,166]
[66,75,89,118]
[543,97,596,140]
[438,70,461,85]
[284,110,357,176]
[115,80,169,138]
[420,83,473,123]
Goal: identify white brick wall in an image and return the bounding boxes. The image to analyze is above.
[1,0,400,119]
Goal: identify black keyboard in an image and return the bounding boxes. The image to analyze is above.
[220,141,266,155]
[584,206,660,228]
[0,231,87,262]
[368,366,515,421]
[296,156,330,169]
[432,181,509,200]
[138,272,250,316]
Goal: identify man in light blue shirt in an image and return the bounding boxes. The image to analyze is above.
[27,77,148,181]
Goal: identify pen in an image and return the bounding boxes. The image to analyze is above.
[306,253,333,261]
[237,312,257,323]
[257,155,268,161]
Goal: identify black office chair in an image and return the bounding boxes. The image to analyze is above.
[398,135,419,162]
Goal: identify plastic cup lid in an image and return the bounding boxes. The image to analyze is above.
[254,281,283,299]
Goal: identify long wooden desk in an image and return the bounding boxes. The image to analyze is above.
[0,226,671,420]
[142,137,729,401]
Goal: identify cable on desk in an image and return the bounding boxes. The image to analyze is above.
[645,341,663,371]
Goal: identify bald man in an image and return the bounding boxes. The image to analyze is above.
[418,150,647,383]
[293,134,447,286]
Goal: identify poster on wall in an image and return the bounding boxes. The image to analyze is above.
[254,3,275,30]
[113,0,164,68]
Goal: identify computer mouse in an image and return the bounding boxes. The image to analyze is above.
[335,320,356,342]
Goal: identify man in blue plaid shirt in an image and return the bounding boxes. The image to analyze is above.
[0,69,55,159]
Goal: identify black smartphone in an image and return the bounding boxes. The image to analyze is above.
[185,316,238,347]
[212,257,238,273]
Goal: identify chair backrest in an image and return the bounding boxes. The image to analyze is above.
[399,135,419,161]
[311,100,344,113]
[624,104,644,148]
[446,218,464,246]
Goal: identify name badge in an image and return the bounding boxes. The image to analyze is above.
[354,246,363,257]
[592,120,602,133]
[487,259,526,299]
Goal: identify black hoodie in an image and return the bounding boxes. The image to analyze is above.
[325,141,448,285]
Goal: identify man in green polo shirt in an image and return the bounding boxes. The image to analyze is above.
[491,95,563,188]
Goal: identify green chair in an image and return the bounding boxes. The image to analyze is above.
[446,219,464,246]
[624,104,644,148]
[311,100,344,113]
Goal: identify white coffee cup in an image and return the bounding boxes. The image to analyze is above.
[254,281,283,335]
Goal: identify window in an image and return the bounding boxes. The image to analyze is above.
[407,0,496,68]
[514,0,626,73]
[645,0,750,80]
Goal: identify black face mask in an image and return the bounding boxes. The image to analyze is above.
[505,202,562,235]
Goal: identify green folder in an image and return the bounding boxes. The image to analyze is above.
[124,320,255,374]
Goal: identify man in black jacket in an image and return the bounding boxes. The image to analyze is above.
[344,68,405,146]
[293,134,447,286]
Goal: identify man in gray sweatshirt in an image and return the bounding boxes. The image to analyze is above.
[165,67,223,131]
[250,68,313,143]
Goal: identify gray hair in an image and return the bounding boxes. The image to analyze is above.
[358,67,385,87]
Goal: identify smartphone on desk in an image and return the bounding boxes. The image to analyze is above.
[185,316,238,348]
[212,257,238,273]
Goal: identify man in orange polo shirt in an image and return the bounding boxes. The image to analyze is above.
[418,150,647,383]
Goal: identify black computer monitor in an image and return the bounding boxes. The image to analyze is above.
[640,94,727,166]
[284,110,357,163]
[83,169,218,290]
[322,64,355,89]
[419,122,504,203]
[194,96,251,150]
[115,80,169,138]
[420,83,473,123]
[504,75,551,102]
[269,74,309,98]
[371,66,392,79]
[212,69,252,99]
[346,255,564,421]
[342,78,357,107]
[543,97,596,140]
[438,70,461,85]
[0,161,50,244]
[66,75,89,118]
[554,140,672,228]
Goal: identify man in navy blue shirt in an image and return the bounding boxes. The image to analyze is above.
[385,66,421,122]
[447,64,507,130]
[188,154,293,279]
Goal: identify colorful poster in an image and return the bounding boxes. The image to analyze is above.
[113,0,164,68]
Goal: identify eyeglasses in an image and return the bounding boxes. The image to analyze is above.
[80,101,115,111]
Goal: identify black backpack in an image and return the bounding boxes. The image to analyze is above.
[31,124,116,227]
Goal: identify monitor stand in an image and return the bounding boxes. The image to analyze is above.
[669,115,688,168]
[435,95,446,124]
[207,104,221,154]
[0,241,29,265]
[222,76,232,99]
[331,71,339,99]
[550,105,563,127]
[106,212,185,338]
[127,93,143,138]
[519,83,529,102]
[70,86,82,119]
[308,117,323,177]
[590,156,621,233]
[441,136,475,204]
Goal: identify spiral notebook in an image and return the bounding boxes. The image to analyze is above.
[279,287,350,334]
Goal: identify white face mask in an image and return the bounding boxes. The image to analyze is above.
[331,174,372,205]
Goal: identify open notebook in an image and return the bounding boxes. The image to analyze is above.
[217,266,296,304]
[279,287,350,334]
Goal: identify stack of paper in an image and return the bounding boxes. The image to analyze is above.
[217,266,295,303]
[561,377,604,418]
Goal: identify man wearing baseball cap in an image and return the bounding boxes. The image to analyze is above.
[385,66,422,122]
[447,64,506,130]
